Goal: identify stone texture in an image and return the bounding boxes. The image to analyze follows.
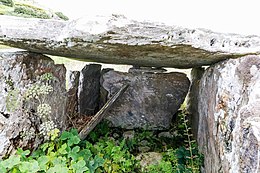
[0,51,67,158]
[186,67,205,139]
[194,55,260,173]
[1,15,260,68]
[101,68,190,130]
[78,64,101,116]
[136,152,163,168]
[66,71,80,117]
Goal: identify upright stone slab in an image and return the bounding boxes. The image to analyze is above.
[194,55,260,173]
[78,64,101,116]
[186,67,205,139]
[0,51,67,158]
[66,71,80,117]
[101,68,190,130]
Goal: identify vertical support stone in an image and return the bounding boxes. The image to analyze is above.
[196,55,260,173]
[0,51,67,158]
[78,64,101,116]
[186,67,205,139]
[100,68,190,130]
[66,71,80,117]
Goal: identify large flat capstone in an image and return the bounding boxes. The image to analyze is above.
[1,15,260,68]
[190,55,260,173]
[101,68,190,129]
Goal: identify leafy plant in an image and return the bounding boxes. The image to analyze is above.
[0,110,203,173]
[178,111,203,173]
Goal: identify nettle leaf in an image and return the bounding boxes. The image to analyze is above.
[2,155,21,169]
[88,155,104,173]
[60,130,80,147]
[37,156,49,171]
[60,131,71,141]
[68,136,80,146]
[58,143,68,155]
[46,164,69,173]
[68,146,80,161]
[52,157,67,167]
[18,160,40,173]
[71,160,88,173]
[70,128,79,136]
[0,162,7,172]
[40,142,50,152]
[78,149,92,161]
[16,148,30,160]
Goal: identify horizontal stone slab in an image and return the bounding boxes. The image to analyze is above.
[1,15,260,68]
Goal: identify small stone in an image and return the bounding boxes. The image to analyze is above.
[123,130,135,140]
[158,131,174,138]
[138,146,151,153]
[136,152,163,168]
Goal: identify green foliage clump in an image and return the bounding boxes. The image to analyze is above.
[0,105,203,172]
[0,0,13,7]
[55,12,69,21]
[0,0,69,20]
[13,3,50,19]
[0,128,138,173]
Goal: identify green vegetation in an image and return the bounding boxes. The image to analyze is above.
[0,0,69,20]
[0,109,203,172]
[12,3,50,19]
[0,0,13,7]
[55,11,69,21]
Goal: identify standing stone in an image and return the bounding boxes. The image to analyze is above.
[0,51,67,158]
[101,68,190,130]
[66,71,80,117]
[194,55,260,173]
[186,67,205,139]
[78,64,101,116]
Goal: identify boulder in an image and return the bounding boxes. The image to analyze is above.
[192,55,260,173]
[0,51,67,158]
[1,15,260,68]
[101,67,190,130]
[78,64,101,116]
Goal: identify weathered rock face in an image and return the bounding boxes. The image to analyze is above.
[78,64,101,116]
[186,67,205,139]
[101,68,190,130]
[193,55,260,173]
[66,71,80,117]
[1,15,260,68]
[0,51,67,158]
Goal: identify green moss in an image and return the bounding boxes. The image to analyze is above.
[13,3,51,19]
[55,11,69,21]
[0,0,13,7]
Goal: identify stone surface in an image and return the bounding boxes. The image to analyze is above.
[136,152,163,168]
[101,68,190,130]
[78,64,101,116]
[1,15,260,68]
[0,51,67,158]
[194,55,260,173]
[186,67,205,139]
[66,71,80,117]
